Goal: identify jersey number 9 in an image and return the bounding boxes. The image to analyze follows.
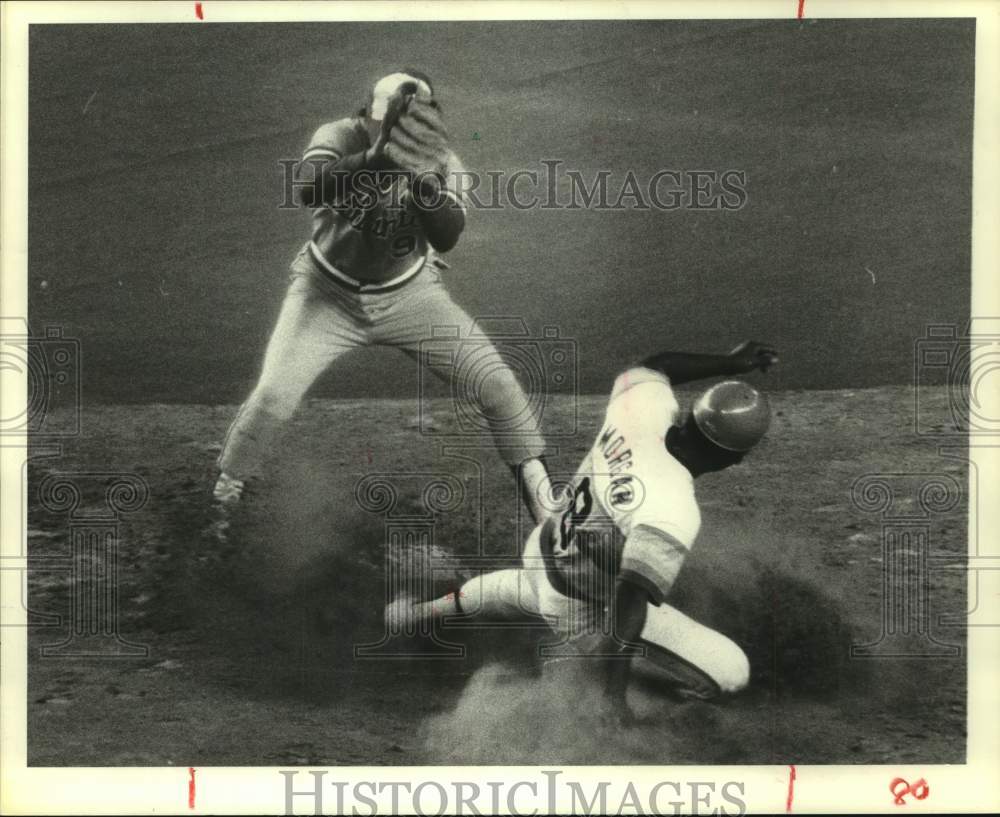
[391,234,417,258]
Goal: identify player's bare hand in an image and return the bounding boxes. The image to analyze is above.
[366,81,418,166]
[727,340,779,374]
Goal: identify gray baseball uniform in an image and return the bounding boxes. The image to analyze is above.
[218,116,547,480]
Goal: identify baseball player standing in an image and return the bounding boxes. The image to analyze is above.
[388,340,778,720]
[214,70,552,524]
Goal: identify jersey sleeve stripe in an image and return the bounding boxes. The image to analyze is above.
[632,523,691,553]
[619,525,689,606]
[618,568,667,606]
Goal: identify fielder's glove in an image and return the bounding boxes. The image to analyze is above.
[384,97,450,183]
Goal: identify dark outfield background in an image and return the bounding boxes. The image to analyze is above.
[28,19,973,403]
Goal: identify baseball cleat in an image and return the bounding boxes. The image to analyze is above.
[205,474,251,552]
[385,594,421,632]
[212,472,245,505]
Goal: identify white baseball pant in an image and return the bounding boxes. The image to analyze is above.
[458,523,750,697]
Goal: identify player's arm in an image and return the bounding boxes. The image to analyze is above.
[600,526,687,718]
[639,340,778,385]
[409,173,466,252]
[296,150,376,207]
[599,574,651,715]
[295,116,399,208]
[544,526,686,722]
[295,146,385,208]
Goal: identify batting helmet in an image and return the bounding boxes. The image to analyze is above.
[692,381,771,452]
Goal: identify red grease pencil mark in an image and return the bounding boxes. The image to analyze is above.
[890,777,929,805]
[786,765,796,812]
[188,767,196,809]
[797,0,805,18]
[195,3,204,19]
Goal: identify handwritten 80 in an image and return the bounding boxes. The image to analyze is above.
[890,778,929,806]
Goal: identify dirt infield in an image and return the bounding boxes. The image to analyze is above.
[26,387,966,765]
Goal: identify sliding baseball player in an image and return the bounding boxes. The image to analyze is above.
[388,340,777,719]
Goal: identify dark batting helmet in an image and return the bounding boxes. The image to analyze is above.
[692,380,771,453]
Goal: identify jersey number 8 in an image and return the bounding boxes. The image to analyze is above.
[558,477,593,551]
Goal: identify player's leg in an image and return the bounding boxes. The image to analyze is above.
[386,523,548,629]
[386,568,534,630]
[379,265,554,522]
[215,269,364,501]
[633,602,751,700]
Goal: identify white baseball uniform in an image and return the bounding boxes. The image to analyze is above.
[460,366,749,696]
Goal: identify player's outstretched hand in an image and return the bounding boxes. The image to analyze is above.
[727,340,779,374]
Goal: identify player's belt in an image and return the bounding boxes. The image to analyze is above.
[308,241,425,293]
